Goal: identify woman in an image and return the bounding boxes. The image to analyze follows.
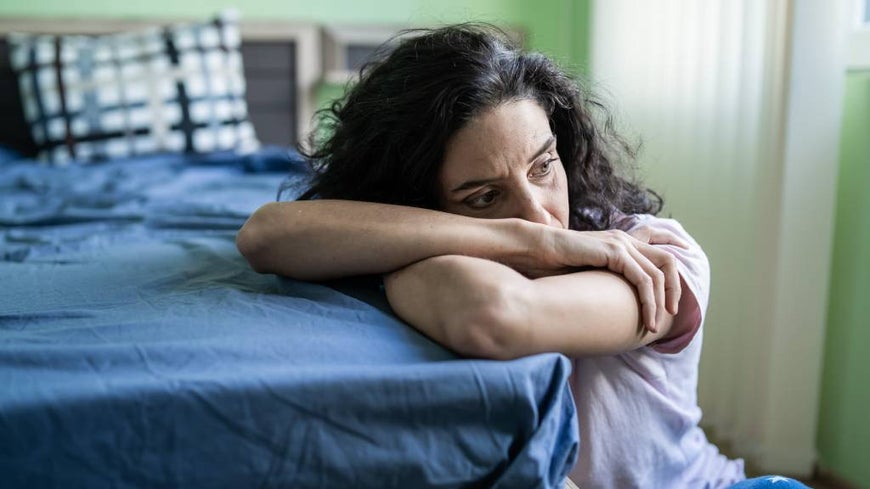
[238,24,802,489]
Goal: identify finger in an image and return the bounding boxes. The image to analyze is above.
[616,252,658,333]
[627,226,651,243]
[628,245,665,332]
[637,243,682,315]
[665,258,681,315]
[629,226,690,249]
[651,229,690,249]
[610,231,660,332]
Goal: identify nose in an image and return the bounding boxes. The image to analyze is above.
[515,187,551,226]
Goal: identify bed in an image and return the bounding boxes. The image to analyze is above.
[0,15,579,489]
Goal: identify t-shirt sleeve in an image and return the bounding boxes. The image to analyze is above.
[626,215,711,354]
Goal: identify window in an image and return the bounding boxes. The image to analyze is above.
[320,25,525,83]
[321,25,407,83]
[850,0,870,69]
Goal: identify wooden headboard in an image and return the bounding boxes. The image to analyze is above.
[0,18,321,156]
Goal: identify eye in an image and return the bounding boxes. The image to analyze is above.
[531,156,558,178]
[465,189,500,209]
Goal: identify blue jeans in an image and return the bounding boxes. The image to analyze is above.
[729,476,811,488]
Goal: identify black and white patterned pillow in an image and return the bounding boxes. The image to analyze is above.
[7,11,259,164]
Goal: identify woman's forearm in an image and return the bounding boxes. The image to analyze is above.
[236,200,541,280]
[383,255,533,359]
[384,255,676,359]
[238,200,683,332]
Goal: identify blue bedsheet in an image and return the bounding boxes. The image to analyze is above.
[0,149,578,488]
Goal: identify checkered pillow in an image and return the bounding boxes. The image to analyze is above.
[7,11,259,164]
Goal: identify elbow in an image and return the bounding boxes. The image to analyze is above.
[236,203,280,275]
[236,202,322,280]
[447,284,527,361]
[387,255,533,360]
[236,220,268,274]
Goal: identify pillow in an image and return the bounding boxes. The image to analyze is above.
[0,145,24,166]
[7,11,259,165]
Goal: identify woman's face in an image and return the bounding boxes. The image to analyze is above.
[438,99,569,228]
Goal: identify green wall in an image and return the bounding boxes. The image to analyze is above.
[3,0,869,484]
[0,0,589,70]
[0,0,590,126]
[817,72,870,487]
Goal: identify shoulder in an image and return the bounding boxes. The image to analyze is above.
[627,214,710,354]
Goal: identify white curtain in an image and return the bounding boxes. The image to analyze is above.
[590,0,848,475]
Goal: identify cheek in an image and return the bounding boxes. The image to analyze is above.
[551,165,571,225]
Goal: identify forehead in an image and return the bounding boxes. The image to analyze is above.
[440,99,553,184]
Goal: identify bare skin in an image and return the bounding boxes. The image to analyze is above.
[236,99,689,358]
[384,100,685,358]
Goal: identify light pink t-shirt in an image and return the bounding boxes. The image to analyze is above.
[568,215,745,488]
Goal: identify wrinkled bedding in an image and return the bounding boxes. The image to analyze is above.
[0,149,578,488]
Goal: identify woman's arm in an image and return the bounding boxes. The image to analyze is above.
[383,254,680,359]
[236,199,684,331]
[237,200,541,279]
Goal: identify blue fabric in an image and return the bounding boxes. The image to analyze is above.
[0,149,579,488]
[729,476,811,488]
[0,145,23,166]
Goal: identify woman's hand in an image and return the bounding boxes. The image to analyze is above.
[239,200,685,333]
[385,254,680,360]
[519,223,688,333]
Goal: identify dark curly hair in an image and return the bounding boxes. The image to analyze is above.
[298,23,662,231]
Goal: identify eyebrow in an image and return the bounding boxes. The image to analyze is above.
[450,135,557,193]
